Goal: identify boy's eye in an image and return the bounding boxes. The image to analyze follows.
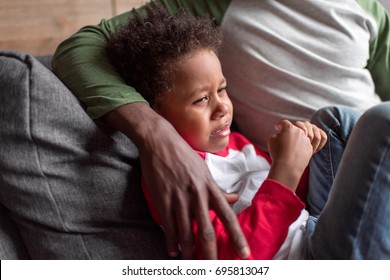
[218,86,228,94]
[193,96,208,105]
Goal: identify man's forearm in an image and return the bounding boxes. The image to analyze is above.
[103,102,173,148]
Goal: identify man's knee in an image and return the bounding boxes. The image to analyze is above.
[359,102,390,129]
[311,106,360,140]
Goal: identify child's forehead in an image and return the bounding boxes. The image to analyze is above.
[171,50,224,84]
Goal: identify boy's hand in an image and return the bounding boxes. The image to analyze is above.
[267,120,314,192]
[223,192,239,204]
[293,121,327,153]
[105,103,250,260]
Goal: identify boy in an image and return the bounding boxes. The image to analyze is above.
[106,7,328,259]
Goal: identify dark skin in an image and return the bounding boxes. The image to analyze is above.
[104,102,250,259]
[103,101,326,260]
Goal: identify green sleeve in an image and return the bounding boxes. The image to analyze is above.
[358,0,390,101]
[52,0,232,119]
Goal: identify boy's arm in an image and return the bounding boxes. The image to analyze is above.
[105,103,249,259]
[52,0,248,260]
[200,179,305,259]
[267,120,314,192]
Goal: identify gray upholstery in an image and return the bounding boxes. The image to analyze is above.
[0,51,167,259]
[380,0,390,12]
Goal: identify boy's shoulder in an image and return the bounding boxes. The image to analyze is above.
[194,132,270,162]
[212,132,270,162]
[228,131,252,147]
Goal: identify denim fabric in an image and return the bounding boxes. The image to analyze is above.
[305,102,390,259]
[308,106,361,217]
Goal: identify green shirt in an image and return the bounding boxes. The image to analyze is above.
[52,0,390,120]
[52,0,232,119]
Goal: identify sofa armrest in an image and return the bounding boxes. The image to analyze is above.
[0,50,167,259]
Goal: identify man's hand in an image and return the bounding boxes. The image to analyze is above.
[104,103,250,259]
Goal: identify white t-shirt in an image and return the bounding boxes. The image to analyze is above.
[220,0,382,149]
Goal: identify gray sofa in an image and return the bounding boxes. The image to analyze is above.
[0,51,168,259]
[2,1,390,260]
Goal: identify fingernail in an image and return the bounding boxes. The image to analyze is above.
[169,251,179,258]
[241,247,250,259]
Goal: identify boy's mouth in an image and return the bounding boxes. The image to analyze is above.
[211,122,231,137]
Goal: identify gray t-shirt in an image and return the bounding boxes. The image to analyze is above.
[220,0,381,149]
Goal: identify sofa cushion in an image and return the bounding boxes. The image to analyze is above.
[0,51,167,259]
[0,203,30,259]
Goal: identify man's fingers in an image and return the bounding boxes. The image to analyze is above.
[162,212,180,258]
[210,188,250,259]
[194,194,218,259]
[175,191,195,259]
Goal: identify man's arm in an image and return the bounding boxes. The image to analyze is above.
[359,0,390,101]
[103,103,249,259]
[52,0,249,260]
[52,0,231,119]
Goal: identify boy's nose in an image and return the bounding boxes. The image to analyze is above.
[211,100,228,120]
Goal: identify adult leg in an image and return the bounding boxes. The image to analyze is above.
[308,106,361,217]
[305,102,390,259]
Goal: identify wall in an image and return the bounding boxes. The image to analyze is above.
[1,0,389,56]
[0,0,145,56]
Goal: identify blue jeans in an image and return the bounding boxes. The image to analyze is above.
[304,102,390,259]
[308,106,361,218]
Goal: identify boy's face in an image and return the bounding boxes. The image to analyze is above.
[158,49,233,153]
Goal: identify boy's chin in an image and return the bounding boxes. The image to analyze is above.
[208,137,230,153]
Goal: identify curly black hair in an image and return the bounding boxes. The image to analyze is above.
[106,6,222,109]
